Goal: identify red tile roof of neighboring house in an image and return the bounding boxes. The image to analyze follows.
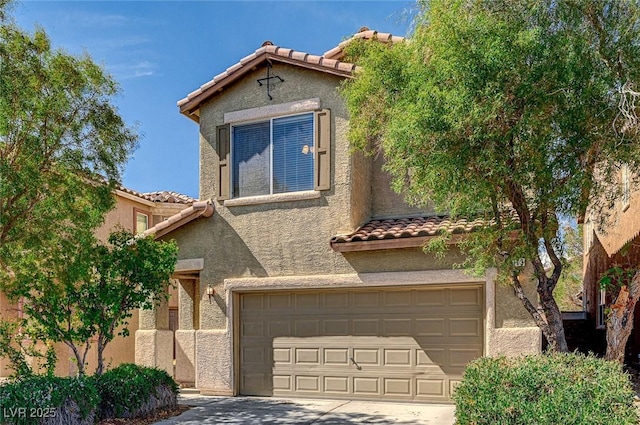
[143,200,214,239]
[117,186,195,205]
[177,27,404,122]
[330,215,493,252]
[142,191,196,204]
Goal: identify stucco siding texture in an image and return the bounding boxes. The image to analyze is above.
[595,185,640,256]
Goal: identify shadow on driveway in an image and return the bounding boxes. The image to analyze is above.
[154,395,455,425]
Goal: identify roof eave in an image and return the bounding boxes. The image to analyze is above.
[330,234,466,253]
[143,200,214,239]
[178,53,355,120]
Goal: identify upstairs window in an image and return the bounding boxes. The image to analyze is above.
[232,113,314,198]
[216,109,331,201]
[135,210,150,234]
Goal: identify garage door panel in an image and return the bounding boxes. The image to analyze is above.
[273,375,291,390]
[383,318,413,335]
[239,285,484,402]
[383,290,413,306]
[323,292,349,308]
[241,321,265,337]
[324,376,349,393]
[296,375,320,392]
[268,320,291,337]
[384,349,412,366]
[241,294,264,311]
[353,377,380,395]
[353,348,379,366]
[295,293,320,309]
[324,348,349,365]
[273,348,291,364]
[449,318,482,337]
[352,319,380,335]
[353,292,381,308]
[416,378,446,398]
[415,318,445,336]
[384,378,412,396]
[449,287,482,306]
[295,348,320,364]
[323,319,349,335]
[267,293,291,309]
[450,348,483,366]
[414,290,445,306]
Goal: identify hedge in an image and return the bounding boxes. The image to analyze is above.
[0,364,178,424]
[94,363,178,420]
[453,353,639,425]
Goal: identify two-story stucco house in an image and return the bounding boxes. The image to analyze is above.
[0,187,193,377]
[583,164,640,362]
[137,29,541,403]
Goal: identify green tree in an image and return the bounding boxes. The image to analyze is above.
[5,231,178,376]
[0,5,137,277]
[554,224,583,311]
[342,0,640,351]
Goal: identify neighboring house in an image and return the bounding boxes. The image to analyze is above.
[583,164,639,361]
[0,187,193,377]
[137,28,540,402]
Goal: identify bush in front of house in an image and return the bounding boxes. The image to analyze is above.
[94,363,178,420]
[453,352,639,425]
[0,375,99,425]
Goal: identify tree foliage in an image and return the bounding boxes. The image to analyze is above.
[4,231,178,376]
[341,0,640,351]
[0,7,137,276]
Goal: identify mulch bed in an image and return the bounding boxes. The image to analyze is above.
[97,405,190,425]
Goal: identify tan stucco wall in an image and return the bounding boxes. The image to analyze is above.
[594,183,640,256]
[370,155,434,219]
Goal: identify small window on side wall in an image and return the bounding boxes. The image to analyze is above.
[135,210,150,235]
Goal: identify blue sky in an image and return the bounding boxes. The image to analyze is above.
[13,1,414,199]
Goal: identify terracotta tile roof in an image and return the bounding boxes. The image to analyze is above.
[323,28,405,60]
[330,215,492,252]
[117,186,195,205]
[143,200,214,239]
[142,191,196,204]
[177,27,403,122]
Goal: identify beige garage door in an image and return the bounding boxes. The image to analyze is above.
[238,285,483,402]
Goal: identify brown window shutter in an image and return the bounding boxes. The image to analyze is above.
[217,124,231,200]
[314,109,331,191]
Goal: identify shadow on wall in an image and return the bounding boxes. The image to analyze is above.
[168,214,269,282]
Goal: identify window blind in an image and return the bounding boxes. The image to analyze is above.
[272,113,314,194]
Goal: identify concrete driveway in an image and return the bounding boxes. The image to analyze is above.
[154,394,456,424]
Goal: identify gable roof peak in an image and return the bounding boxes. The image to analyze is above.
[177,28,403,122]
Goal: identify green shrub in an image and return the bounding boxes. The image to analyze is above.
[453,353,639,425]
[94,363,178,419]
[0,375,99,425]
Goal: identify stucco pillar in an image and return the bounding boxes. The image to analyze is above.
[175,279,197,386]
[195,329,232,396]
[135,296,172,374]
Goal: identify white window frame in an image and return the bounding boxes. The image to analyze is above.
[135,210,150,235]
[230,111,315,199]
